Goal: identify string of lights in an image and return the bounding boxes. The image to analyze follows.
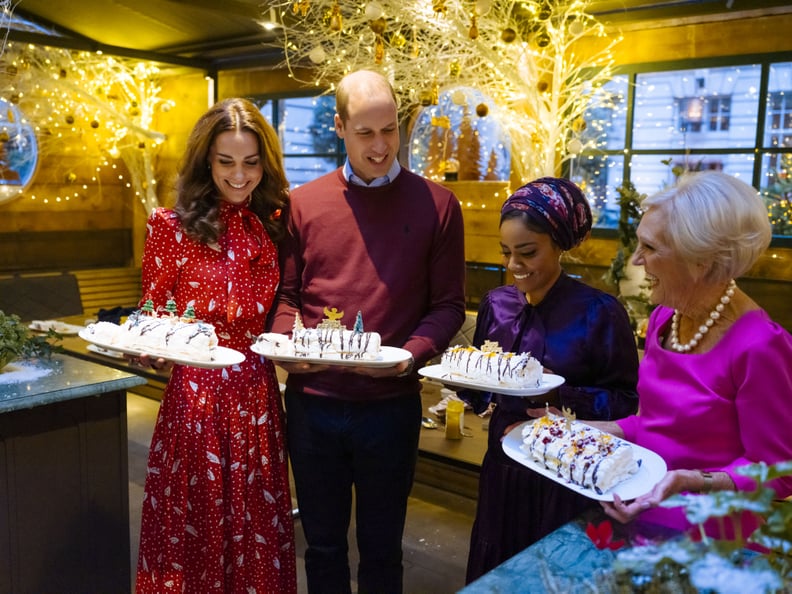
[268,0,621,180]
[0,37,171,212]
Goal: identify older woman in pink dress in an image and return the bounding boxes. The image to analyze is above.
[591,170,792,537]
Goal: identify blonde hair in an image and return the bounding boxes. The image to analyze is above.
[641,170,771,282]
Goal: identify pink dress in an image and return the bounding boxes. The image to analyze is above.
[135,204,296,593]
[618,305,792,536]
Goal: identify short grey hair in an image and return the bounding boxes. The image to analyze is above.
[641,170,771,283]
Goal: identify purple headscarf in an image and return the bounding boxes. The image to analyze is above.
[500,177,592,251]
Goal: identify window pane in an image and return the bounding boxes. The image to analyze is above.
[760,152,792,236]
[280,96,338,155]
[633,65,760,150]
[284,155,339,188]
[571,155,624,227]
[253,94,343,189]
[765,62,792,149]
[629,153,755,197]
[258,100,273,123]
[581,75,628,151]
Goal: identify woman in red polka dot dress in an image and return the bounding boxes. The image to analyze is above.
[135,98,297,593]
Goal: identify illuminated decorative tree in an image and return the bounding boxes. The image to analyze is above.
[0,35,172,213]
[271,0,620,180]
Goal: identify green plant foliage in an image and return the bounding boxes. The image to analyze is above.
[0,310,63,370]
[763,163,792,236]
[621,460,792,592]
[603,180,655,336]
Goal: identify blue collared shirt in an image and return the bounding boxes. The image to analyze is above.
[343,159,401,187]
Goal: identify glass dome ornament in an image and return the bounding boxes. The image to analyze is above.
[0,98,38,205]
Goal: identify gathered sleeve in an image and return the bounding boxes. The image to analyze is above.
[554,295,640,421]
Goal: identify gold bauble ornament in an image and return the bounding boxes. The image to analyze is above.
[535,32,551,48]
[501,28,517,43]
[537,79,550,93]
[9,94,20,104]
[476,103,489,117]
[391,32,406,48]
[469,16,478,40]
[572,117,587,133]
[90,119,100,128]
[369,17,386,35]
[329,1,342,32]
[65,114,75,125]
[449,61,461,77]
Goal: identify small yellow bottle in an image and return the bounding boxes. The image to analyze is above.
[445,399,464,440]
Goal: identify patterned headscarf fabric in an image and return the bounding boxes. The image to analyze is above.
[500,177,592,251]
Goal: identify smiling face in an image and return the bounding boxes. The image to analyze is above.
[499,216,563,304]
[334,86,399,184]
[632,206,699,311]
[208,130,263,205]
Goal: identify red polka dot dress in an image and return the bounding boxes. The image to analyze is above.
[135,204,297,594]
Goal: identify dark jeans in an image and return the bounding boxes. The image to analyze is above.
[285,388,422,594]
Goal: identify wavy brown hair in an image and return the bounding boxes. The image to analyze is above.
[173,98,290,244]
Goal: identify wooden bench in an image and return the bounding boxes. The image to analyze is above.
[71,267,142,316]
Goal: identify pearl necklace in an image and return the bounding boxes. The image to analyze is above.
[669,280,736,353]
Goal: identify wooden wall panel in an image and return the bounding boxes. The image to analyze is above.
[0,230,133,272]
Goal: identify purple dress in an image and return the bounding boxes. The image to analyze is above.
[618,306,792,537]
[464,274,639,582]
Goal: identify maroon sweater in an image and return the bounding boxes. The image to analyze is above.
[271,167,466,400]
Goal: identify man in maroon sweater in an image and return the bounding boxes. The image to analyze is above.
[270,69,466,594]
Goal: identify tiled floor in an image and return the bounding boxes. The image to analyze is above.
[127,392,476,593]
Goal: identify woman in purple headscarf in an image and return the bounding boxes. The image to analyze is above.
[463,177,640,583]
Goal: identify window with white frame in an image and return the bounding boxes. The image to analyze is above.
[576,59,792,239]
